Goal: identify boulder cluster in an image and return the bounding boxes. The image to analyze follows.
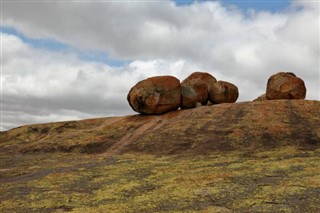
[127,72,239,115]
[128,71,307,115]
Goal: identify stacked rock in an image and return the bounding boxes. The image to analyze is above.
[127,72,239,115]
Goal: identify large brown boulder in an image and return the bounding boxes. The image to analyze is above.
[181,72,217,109]
[266,72,306,100]
[209,81,239,104]
[127,76,181,114]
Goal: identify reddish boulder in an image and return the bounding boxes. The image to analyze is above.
[127,76,181,114]
[266,72,306,100]
[209,81,239,104]
[181,72,217,109]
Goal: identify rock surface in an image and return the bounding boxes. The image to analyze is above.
[181,72,217,109]
[127,76,181,114]
[2,100,319,155]
[209,81,239,104]
[266,72,306,100]
[1,100,320,213]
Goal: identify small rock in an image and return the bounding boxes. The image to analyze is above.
[209,81,239,104]
[253,94,267,102]
[127,76,181,114]
[266,72,306,100]
[181,72,217,109]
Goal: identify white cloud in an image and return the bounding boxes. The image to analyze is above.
[1,0,319,130]
[1,33,201,130]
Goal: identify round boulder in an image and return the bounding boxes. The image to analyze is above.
[181,72,217,109]
[127,76,181,114]
[266,72,306,100]
[209,81,239,104]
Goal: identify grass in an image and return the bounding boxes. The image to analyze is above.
[1,146,320,212]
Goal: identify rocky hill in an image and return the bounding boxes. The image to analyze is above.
[1,99,320,212]
[1,99,319,155]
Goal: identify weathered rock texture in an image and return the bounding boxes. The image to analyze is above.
[2,100,319,155]
[181,72,217,109]
[266,72,306,100]
[127,76,181,114]
[209,81,239,104]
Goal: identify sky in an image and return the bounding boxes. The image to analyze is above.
[1,0,319,131]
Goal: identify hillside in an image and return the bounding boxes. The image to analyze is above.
[1,99,320,212]
[1,99,319,155]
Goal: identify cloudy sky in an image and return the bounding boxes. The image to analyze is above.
[1,0,319,130]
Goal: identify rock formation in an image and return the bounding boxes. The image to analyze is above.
[3,100,319,155]
[266,72,306,100]
[209,81,239,104]
[180,72,217,109]
[127,76,181,114]
[126,70,308,114]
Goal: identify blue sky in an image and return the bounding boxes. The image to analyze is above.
[1,0,292,67]
[1,26,128,66]
[174,0,291,12]
[1,26,68,51]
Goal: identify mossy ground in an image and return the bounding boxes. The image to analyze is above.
[1,146,319,212]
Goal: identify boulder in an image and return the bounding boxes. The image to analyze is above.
[181,72,217,109]
[209,81,239,104]
[266,72,306,100]
[127,76,181,114]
